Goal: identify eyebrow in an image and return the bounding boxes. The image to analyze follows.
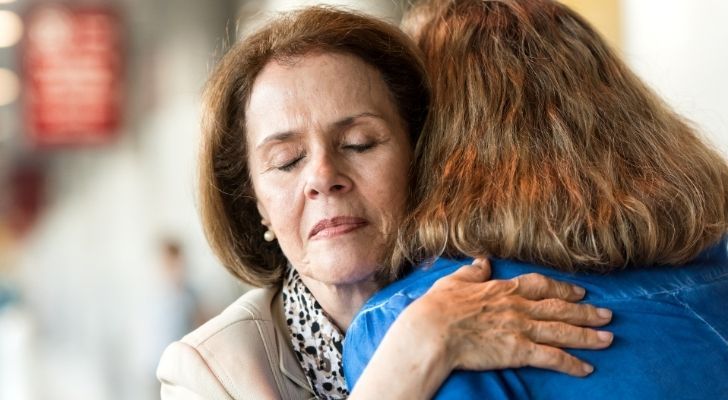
[255,131,299,150]
[255,112,384,150]
[332,112,383,130]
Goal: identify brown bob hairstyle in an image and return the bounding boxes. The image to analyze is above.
[396,0,728,273]
[198,7,429,287]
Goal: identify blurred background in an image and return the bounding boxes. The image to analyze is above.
[0,0,726,399]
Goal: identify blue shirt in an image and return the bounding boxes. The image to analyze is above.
[344,240,728,399]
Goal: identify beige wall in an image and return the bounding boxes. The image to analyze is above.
[559,0,622,50]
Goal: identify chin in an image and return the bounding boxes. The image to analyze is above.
[304,252,381,287]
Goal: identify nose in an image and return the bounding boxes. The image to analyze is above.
[304,153,353,199]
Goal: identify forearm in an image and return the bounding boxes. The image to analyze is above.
[349,302,451,400]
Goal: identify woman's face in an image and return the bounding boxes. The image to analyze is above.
[246,52,412,289]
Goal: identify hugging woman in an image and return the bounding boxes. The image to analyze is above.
[345,0,728,399]
[156,5,612,400]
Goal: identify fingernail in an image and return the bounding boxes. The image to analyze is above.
[597,308,612,319]
[598,331,613,342]
[573,286,586,296]
[583,363,594,374]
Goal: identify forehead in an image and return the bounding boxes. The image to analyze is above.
[245,52,400,141]
[251,51,386,98]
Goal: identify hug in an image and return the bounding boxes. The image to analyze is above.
[158,1,728,398]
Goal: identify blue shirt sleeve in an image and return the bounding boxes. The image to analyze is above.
[343,258,469,390]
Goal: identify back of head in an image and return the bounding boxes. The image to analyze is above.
[399,0,728,273]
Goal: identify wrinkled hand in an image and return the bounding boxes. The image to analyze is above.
[404,258,613,377]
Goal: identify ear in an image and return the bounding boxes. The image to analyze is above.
[257,201,271,227]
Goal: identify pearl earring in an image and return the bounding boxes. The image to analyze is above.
[264,229,276,242]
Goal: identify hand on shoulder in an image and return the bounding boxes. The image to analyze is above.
[404,258,614,376]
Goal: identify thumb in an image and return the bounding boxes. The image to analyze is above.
[451,258,492,282]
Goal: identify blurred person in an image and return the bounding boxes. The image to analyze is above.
[158,240,206,334]
[344,0,728,398]
[156,6,613,399]
[140,239,205,398]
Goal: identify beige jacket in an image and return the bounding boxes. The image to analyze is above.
[157,286,315,399]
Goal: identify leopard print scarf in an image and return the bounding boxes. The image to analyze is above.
[283,267,349,399]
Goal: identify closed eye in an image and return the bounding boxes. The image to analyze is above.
[277,154,305,171]
[343,143,376,153]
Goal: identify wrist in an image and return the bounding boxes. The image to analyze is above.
[394,299,455,387]
[350,298,457,399]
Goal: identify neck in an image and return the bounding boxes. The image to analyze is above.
[298,275,380,331]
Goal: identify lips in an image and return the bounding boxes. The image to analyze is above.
[308,216,368,239]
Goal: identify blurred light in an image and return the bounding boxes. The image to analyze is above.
[0,69,20,106]
[0,0,18,3]
[0,11,23,48]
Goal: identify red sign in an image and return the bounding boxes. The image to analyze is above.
[22,5,123,147]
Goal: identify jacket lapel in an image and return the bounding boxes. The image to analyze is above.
[271,287,315,395]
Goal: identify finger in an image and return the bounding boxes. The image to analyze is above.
[526,320,614,349]
[523,342,595,377]
[473,257,492,278]
[472,257,491,270]
[512,273,586,301]
[450,260,492,283]
[525,298,613,327]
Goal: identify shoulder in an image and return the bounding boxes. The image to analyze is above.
[362,258,468,312]
[344,258,468,387]
[182,286,278,347]
[158,286,289,399]
[349,257,469,343]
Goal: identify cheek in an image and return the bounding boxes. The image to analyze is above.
[261,190,295,226]
[368,155,410,217]
[385,156,412,222]
[252,175,296,225]
[384,149,412,198]
[258,187,308,248]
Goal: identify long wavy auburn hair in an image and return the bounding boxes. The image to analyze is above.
[394,0,728,274]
